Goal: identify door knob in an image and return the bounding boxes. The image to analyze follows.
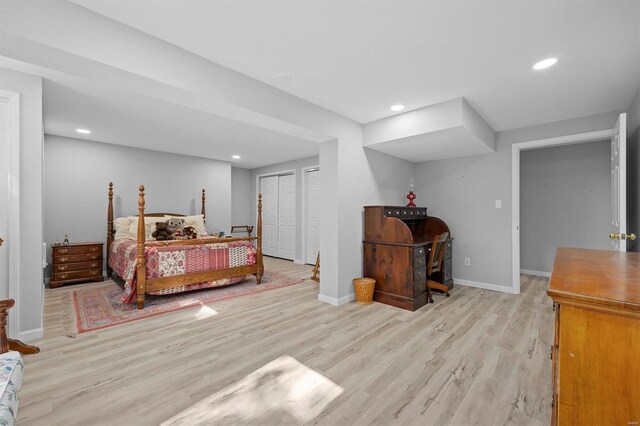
[0,238,3,247]
[609,233,637,240]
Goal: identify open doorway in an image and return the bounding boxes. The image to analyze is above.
[511,126,618,293]
[519,140,611,277]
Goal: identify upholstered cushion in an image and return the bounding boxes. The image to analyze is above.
[0,351,23,426]
[127,217,160,240]
[113,217,131,241]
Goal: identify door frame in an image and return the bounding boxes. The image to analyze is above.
[301,165,320,265]
[511,129,613,294]
[0,90,21,338]
[255,169,297,259]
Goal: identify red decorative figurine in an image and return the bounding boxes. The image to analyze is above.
[406,179,417,207]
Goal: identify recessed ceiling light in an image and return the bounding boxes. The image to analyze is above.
[533,57,557,70]
[390,104,405,112]
[232,155,241,159]
[76,128,91,134]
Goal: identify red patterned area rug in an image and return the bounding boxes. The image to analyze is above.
[66,271,303,335]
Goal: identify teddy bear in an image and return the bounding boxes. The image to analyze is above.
[182,226,198,239]
[166,217,186,233]
[152,222,174,241]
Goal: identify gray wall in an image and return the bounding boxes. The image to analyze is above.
[628,89,640,252]
[44,135,232,278]
[520,141,611,273]
[414,111,620,290]
[250,155,319,262]
[0,68,44,338]
[231,167,252,228]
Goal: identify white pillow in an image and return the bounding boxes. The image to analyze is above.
[166,214,207,236]
[114,217,131,240]
[128,216,163,240]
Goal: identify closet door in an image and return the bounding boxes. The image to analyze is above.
[278,174,295,260]
[305,170,320,265]
[260,176,279,257]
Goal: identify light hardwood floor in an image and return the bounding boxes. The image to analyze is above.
[18,258,553,425]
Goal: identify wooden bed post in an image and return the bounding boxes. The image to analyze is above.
[107,182,114,277]
[136,185,146,309]
[201,188,206,223]
[256,193,263,284]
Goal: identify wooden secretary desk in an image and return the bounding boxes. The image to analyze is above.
[363,206,452,311]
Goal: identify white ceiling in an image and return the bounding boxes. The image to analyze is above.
[73,0,640,130]
[0,57,319,169]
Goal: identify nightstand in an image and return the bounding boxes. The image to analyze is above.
[50,242,104,288]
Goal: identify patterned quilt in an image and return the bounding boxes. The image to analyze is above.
[109,238,257,304]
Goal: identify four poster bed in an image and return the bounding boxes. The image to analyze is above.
[106,183,263,309]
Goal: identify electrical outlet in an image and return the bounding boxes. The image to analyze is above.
[464,257,471,266]
[495,200,502,208]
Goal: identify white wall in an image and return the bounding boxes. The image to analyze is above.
[0,67,44,339]
[520,141,611,273]
[44,135,232,278]
[231,167,252,228]
[415,111,620,290]
[627,89,640,252]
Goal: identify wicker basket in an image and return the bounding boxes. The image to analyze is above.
[353,278,376,305]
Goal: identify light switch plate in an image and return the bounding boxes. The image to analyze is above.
[495,200,502,208]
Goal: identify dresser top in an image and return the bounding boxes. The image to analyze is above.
[52,241,104,247]
[548,247,640,311]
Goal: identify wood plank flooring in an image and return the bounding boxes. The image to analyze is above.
[18,258,553,425]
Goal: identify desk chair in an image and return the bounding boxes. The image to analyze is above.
[426,232,450,300]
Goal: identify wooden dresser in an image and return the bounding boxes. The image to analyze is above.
[50,242,104,288]
[363,206,452,311]
[548,248,640,425]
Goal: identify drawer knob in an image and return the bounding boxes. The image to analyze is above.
[91,247,98,252]
[91,255,98,260]
[60,257,67,262]
[59,248,68,254]
[91,262,98,268]
[58,266,67,271]
[90,270,97,275]
[59,274,67,279]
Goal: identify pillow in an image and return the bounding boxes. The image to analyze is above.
[113,217,131,240]
[128,216,162,240]
[166,214,207,237]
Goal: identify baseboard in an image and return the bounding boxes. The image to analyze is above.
[18,328,43,342]
[293,259,305,265]
[454,278,517,294]
[520,269,551,277]
[318,292,355,306]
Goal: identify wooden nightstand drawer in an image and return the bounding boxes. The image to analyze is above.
[52,245,101,256]
[54,253,101,263]
[53,269,102,282]
[53,261,102,273]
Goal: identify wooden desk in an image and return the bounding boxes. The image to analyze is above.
[363,206,452,311]
[547,248,640,426]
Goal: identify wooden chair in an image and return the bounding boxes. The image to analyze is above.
[426,232,450,300]
[0,299,39,355]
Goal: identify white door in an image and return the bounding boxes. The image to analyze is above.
[305,169,320,265]
[260,176,279,257]
[0,98,8,299]
[610,113,628,251]
[277,174,295,260]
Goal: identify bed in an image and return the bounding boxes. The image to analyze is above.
[106,183,264,309]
